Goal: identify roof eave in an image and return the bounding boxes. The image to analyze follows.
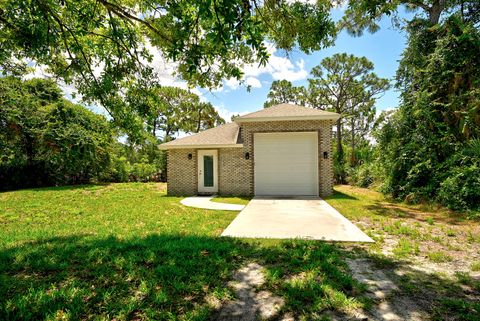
[235,114,340,123]
[159,143,243,150]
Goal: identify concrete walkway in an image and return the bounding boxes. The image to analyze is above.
[221,197,373,242]
[181,196,245,211]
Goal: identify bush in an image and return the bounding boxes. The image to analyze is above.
[129,162,158,182]
[437,164,480,211]
[347,162,375,188]
[100,156,130,182]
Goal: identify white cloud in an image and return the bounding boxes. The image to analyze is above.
[245,77,262,88]
[222,43,308,91]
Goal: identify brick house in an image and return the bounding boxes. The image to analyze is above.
[159,103,340,197]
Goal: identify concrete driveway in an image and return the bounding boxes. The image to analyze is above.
[221,197,373,242]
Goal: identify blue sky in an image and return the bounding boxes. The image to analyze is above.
[199,8,412,121]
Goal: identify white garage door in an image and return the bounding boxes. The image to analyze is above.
[254,132,318,196]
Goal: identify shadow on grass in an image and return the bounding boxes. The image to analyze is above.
[347,247,480,320]
[364,201,467,225]
[325,190,358,201]
[1,234,478,320]
[0,234,361,320]
[0,234,247,320]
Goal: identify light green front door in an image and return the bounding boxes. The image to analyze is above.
[203,155,214,187]
[198,150,218,193]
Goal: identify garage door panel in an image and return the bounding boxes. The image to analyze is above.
[254,132,318,196]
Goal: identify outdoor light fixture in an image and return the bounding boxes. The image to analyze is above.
[188,153,192,160]
[245,152,250,160]
[323,151,329,159]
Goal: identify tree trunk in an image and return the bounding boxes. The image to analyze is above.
[350,117,356,166]
[429,0,446,24]
[336,117,345,183]
[336,118,343,160]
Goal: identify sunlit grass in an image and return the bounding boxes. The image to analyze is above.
[211,196,252,205]
[0,183,363,320]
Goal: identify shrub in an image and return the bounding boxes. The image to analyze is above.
[347,162,375,188]
[129,162,158,182]
[101,156,130,182]
[437,164,480,211]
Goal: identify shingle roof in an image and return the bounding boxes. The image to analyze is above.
[159,122,241,149]
[159,104,340,149]
[235,103,340,122]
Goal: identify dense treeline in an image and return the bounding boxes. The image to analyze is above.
[1,77,113,189]
[372,16,480,211]
[0,77,224,190]
[342,14,479,212]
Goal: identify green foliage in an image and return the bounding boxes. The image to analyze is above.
[438,163,480,212]
[309,53,389,182]
[130,161,158,182]
[0,0,336,132]
[340,1,480,36]
[101,155,130,182]
[374,17,480,210]
[263,80,306,107]
[347,162,376,188]
[130,85,224,140]
[39,101,114,185]
[0,77,115,189]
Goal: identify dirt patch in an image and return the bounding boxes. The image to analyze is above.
[155,183,167,192]
[347,258,428,321]
[215,263,287,321]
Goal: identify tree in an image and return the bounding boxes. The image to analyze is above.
[263,80,306,107]
[129,85,225,141]
[340,0,480,36]
[374,16,480,209]
[0,0,336,130]
[308,53,389,180]
[0,77,115,189]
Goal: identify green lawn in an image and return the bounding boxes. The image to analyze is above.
[0,183,362,320]
[1,183,478,320]
[211,196,252,205]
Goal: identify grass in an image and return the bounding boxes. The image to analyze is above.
[0,183,363,320]
[427,251,453,263]
[1,183,478,320]
[326,185,480,320]
[470,261,480,272]
[393,238,420,258]
[211,195,251,205]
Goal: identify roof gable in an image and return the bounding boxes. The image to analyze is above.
[159,122,241,149]
[235,103,340,123]
[159,104,340,149]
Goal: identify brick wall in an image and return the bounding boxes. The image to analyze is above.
[167,149,197,195]
[166,120,335,197]
[218,148,250,195]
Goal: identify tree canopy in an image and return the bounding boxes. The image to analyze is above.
[263,80,306,107]
[0,77,115,189]
[340,0,480,36]
[0,0,336,129]
[129,85,224,140]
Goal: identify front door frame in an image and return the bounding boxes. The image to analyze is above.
[197,150,218,194]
